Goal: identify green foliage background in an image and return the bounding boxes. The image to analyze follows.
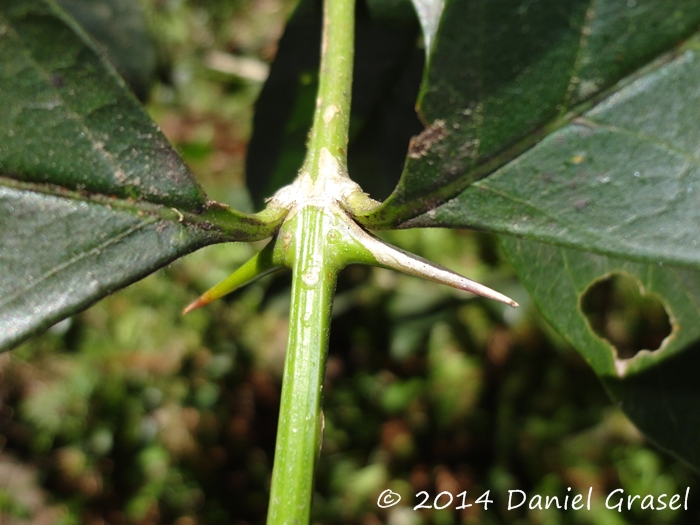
[1,0,698,524]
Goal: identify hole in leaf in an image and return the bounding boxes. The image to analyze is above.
[581,273,672,359]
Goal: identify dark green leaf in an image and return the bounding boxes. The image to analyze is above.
[0,182,222,350]
[361,0,700,227]
[501,237,700,470]
[0,0,204,210]
[389,0,700,469]
[57,0,157,101]
[0,0,275,350]
[405,44,700,269]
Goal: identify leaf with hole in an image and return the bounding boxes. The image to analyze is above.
[365,0,700,470]
[503,237,700,470]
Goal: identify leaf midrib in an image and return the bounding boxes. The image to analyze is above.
[365,32,700,228]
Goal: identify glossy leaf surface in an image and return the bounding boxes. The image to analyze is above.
[0,183,221,350]
[359,0,700,226]
[0,0,272,349]
[407,45,700,269]
[1,0,205,210]
[386,0,700,470]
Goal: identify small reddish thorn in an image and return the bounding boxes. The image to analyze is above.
[182,296,211,315]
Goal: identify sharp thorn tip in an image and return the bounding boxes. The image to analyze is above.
[182,298,207,315]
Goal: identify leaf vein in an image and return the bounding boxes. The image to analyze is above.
[0,217,159,310]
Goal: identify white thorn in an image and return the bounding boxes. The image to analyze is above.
[343,219,518,307]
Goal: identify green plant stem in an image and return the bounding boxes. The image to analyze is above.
[302,0,355,181]
[267,206,341,525]
[266,1,356,524]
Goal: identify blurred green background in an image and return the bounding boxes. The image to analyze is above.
[1,0,698,524]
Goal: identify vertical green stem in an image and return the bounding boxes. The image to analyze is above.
[303,0,355,180]
[267,207,339,525]
[266,1,355,524]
